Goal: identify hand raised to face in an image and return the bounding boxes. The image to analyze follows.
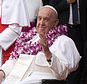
[36,6,58,60]
[36,6,58,48]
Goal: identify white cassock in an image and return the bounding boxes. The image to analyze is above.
[0,0,43,65]
[1,0,43,26]
[0,35,81,84]
[0,24,22,65]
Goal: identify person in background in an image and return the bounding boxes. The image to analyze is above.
[0,0,43,65]
[0,5,81,84]
[0,0,15,65]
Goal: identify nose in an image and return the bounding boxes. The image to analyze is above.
[39,19,45,26]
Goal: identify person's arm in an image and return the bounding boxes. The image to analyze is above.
[0,69,5,81]
[38,32,69,79]
[67,0,76,4]
[0,24,22,50]
[47,35,81,80]
[0,57,17,81]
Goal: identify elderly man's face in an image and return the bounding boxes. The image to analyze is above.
[36,7,58,34]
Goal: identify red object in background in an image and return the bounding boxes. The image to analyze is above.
[0,18,8,33]
[0,18,15,64]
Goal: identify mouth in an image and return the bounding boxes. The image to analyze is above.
[39,26,46,28]
[38,27,45,31]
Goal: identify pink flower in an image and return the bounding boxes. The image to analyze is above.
[11,24,68,59]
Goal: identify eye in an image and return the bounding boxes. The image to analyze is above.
[37,16,41,21]
[44,18,49,22]
[45,18,48,22]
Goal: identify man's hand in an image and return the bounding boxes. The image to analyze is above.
[39,32,48,50]
[67,0,76,4]
[0,70,5,82]
[39,32,52,60]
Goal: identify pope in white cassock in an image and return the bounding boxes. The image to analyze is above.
[0,5,81,84]
[0,0,42,65]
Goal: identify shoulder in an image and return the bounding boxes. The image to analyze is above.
[55,35,75,46]
[57,35,73,42]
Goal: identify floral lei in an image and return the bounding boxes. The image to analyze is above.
[11,24,68,59]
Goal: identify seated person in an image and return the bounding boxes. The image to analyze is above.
[0,5,81,84]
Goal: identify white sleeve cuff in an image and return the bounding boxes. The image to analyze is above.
[0,25,21,50]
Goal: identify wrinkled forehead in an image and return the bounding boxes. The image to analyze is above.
[38,5,58,17]
[38,8,58,19]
